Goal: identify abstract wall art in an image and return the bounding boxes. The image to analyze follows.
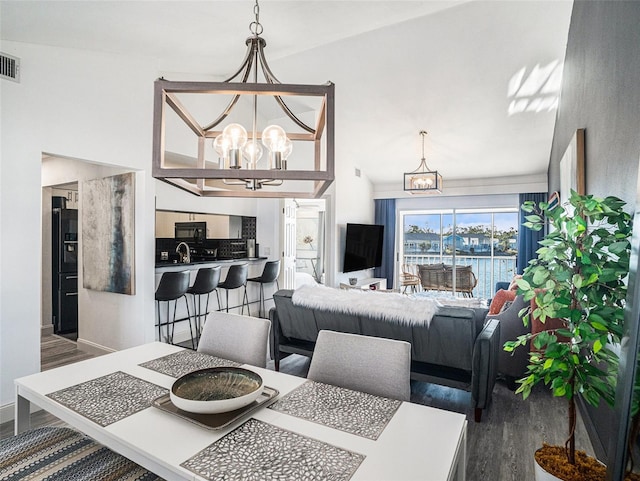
[82,172,135,295]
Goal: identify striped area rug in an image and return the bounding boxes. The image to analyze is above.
[0,426,163,480]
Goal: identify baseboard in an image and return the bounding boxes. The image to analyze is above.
[41,325,54,336]
[1,402,43,425]
[76,338,116,356]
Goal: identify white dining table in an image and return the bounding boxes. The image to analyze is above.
[14,342,467,481]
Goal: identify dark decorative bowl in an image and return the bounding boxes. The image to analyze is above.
[170,367,264,414]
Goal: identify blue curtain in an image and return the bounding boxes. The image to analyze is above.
[517,192,547,274]
[374,199,396,287]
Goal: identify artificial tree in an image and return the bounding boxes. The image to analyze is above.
[505,190,633,479]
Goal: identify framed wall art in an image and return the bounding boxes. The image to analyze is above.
[559,128,586,202]
[82,172,135,295]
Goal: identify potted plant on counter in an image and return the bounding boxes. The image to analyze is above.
[505,190,636,480]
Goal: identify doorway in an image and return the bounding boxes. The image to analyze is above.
[294,199,326,286]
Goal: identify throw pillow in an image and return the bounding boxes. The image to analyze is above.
[488,289,516,315]
[508,275,523,291]
[529,298,567,336]
[529,298,569,352]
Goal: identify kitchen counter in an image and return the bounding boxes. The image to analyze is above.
[154,257,269,292]
[155,257,267,269]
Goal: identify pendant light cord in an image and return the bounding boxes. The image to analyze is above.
[420,130,427,162]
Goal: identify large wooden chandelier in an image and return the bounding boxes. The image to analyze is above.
[152,1,334,198]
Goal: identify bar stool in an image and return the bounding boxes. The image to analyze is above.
[218,263,250,315]
[247,260,281,318]
[187,266,221,347]
[155,271,191,347]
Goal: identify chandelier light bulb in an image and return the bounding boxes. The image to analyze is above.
[223,123,248,168]
[213,135,231,168]
[261,125,287,152]
[213,135,230,156]
[243,141,264,168]
[262,125,290,170]
[280,138,293,170]
[223,123,248,149]
[282,138,293,158]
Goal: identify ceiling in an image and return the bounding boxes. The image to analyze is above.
[1,0,574,191]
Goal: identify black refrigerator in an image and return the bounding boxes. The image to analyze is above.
[52,197,78,337]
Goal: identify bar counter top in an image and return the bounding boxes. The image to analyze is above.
[155,257,267,270]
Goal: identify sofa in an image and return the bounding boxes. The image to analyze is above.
[417,263,478,297]
[269,288,501,421]
[489,294,530,388]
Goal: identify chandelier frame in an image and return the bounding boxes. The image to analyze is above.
[403,130,443,194]
[152,79,334,198]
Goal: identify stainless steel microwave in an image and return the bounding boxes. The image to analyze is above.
[175,222,206,243]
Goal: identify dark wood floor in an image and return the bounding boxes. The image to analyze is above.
[40,332,94,370]
[2,334,594,480]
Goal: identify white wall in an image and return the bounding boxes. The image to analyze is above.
[0,41,159,413]
[396,193,520,212]
[332,167,375,286]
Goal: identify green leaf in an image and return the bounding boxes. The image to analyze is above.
[572,274,583,289]
[584,273,599,286]
[593,339,603,353]
[516,278,531,291]
[609,241,629,254]
[553,384,566,397]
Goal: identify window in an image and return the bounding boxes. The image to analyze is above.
[400,208,518,298]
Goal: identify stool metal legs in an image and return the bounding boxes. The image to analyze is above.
[223,286,250,316]
[190,289,221,348]
[256,279,279,318]
[156,295,191,347]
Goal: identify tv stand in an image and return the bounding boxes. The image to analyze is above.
[339,277,387,291]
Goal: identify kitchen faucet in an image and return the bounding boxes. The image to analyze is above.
[176,242,191,264]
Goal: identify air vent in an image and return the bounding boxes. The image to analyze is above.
[0,52,20,82]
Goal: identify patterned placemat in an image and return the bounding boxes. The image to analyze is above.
[181,418,365,481]
[47,371,167,427]
[139,350,241,378]
[268,381,401,440]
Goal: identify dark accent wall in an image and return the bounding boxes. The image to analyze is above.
[548,0,640,460]
[549,1,640,205]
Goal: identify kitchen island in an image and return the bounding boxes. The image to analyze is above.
[155,258,270,345]
[155,257,267,275]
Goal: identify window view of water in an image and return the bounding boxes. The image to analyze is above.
[401,209,518,299]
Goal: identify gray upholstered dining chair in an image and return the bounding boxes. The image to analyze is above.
[307,330,411,401]
[197,311,270,368]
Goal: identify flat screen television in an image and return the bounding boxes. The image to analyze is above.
[343,223,384,273]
